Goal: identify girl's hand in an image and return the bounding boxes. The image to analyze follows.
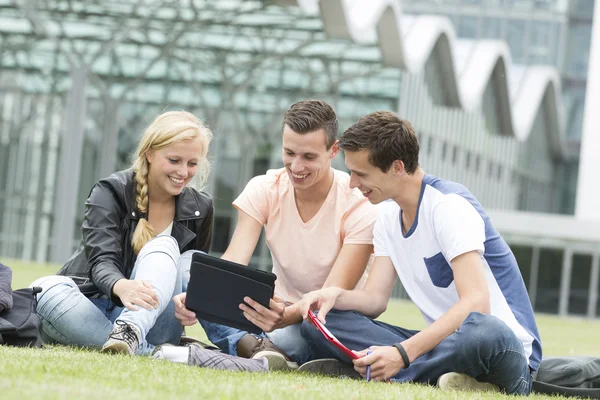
[113,279,159,311]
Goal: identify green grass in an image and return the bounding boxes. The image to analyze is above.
[2,258,600,400]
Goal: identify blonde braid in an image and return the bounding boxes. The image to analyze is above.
[131,161,155,254]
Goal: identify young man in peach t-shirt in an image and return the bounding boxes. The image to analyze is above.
[173,100,378,367]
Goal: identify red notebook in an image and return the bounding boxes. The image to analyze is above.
[308,310,359,360]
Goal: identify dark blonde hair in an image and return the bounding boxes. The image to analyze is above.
[282,100,338,149]
[131,111,212,254]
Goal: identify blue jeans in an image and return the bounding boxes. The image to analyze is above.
[200,320,320,365]
[301,310,533,395]
[31,236,196,355]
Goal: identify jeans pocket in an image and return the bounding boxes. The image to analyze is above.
[423,252,454,288]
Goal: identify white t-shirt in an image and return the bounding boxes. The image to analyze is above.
[158,221,173,236]
[374,174,541,370]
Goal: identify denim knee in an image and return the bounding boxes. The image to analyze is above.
[30,276,81,322]
[457,313,523,355]
[300,318,325,347]
[30,275,77,306]
[137,235,181,266]
[461,313,514,339]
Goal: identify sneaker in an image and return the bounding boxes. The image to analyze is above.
[237,334,298,369]
[152,344,189,364]
[179,335,219,351]
[101,320,141,355]
[188,343,269,372]
[437,372,500,393]
[298,358,362,380]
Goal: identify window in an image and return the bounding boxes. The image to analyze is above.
[566,23,593,79]
[506,20,527,63]
[529,21,559,65]
[482,17,503,39]
[457,16,479,39]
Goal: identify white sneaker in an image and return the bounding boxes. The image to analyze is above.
[437,372,500,393]
[152,344,189,364]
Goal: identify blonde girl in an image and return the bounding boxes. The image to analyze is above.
[31,111,214,355]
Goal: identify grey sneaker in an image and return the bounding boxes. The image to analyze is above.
[188,343,269,372]
[237,334,298,370]
[298,358,362,380]
[255,352,298,372]
[101,320,141,355]
[437,372,500,393]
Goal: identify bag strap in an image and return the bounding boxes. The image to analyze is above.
[533,380,600,399]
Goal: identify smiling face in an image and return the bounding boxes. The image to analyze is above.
[281,125,339,191]
[146,136,204,198]
[344,149,400,204]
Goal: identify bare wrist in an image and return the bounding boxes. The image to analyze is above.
[112,278,126,297]
[282,304,302,326]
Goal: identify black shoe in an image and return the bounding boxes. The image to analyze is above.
[236,334,298,369]
[179,335,220,351]
[298,358,362,380]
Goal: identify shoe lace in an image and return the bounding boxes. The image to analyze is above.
[109,320,139,347]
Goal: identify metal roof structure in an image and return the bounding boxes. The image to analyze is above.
[280,0,566,159]
[0,0,572,263]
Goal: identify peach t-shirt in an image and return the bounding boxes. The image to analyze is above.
[233,168,378,303]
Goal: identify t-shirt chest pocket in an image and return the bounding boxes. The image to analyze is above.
[423,252,454,288]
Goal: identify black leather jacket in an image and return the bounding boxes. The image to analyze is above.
[0,262,13,313]
[57,169,214,304]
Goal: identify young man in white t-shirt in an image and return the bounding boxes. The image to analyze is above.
[172,100,378,367]
[297,111,541,395]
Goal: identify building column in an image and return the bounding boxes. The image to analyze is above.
[588,253,599,318]
[50,66,87,264]
[529,246,540,309]
[558,247,573,316]
[96,98,119,182]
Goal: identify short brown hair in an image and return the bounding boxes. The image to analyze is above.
[282,100,338,149]
[340,111,419,173]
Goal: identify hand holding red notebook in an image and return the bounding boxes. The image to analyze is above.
[307,310,359,360]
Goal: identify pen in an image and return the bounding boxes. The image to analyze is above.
[366,348,372,382]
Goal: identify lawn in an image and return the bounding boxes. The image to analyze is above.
[2,258,599,400]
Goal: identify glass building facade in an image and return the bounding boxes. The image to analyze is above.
[403,0,595,212]
[0,0,597,316]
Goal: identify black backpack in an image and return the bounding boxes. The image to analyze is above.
[533,357,600,399]
[0,287,43,347]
